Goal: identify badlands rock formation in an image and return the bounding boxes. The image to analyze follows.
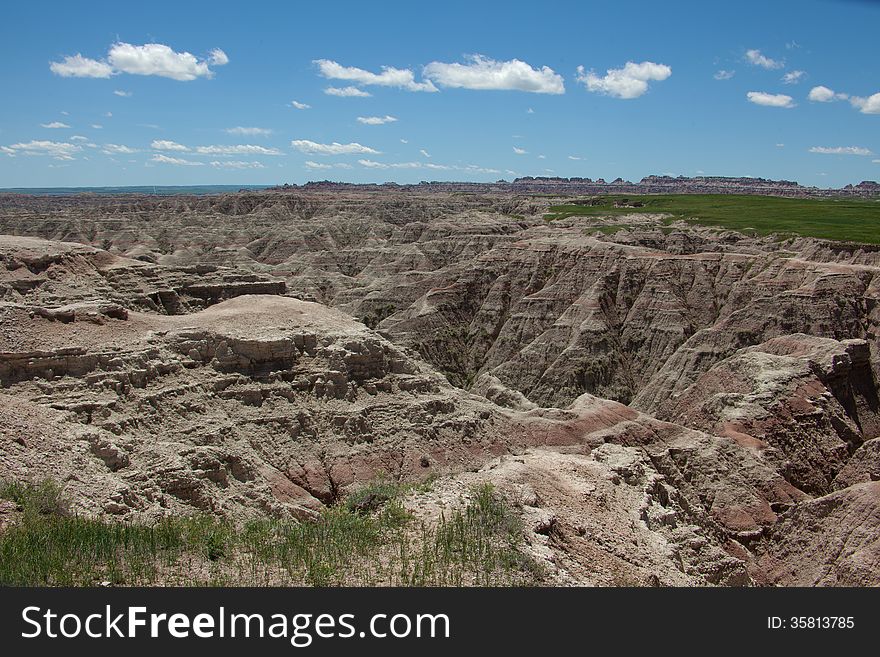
[0,190,878,586]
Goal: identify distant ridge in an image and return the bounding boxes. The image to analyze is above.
[273,176,880,198]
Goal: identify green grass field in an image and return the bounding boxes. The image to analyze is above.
[544,194,880,244]
[0,479,541,587]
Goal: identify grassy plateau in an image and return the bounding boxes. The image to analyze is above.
[544,194,880,244]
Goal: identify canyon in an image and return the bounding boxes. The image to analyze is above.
[0,187,878,586]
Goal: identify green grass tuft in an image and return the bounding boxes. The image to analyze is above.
[0,478,541,587]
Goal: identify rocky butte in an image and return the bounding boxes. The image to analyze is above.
[0,182,878,586]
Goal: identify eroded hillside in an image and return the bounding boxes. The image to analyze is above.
[0,190,878,586]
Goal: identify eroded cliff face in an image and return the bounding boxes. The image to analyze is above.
[0,191,878,586]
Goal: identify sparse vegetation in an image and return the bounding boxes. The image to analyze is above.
[545,194,880,244]
[0,479,540,587]
[361,302,397,329]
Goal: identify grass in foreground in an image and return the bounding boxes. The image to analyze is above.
[0,479,541,587]
[544,194,880,244]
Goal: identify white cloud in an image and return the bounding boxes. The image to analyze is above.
[745,49,783,69]
[357,159,499,174]
[49,54,114,78]
[808,85,848,102]
[209,49,229,66]
[776,143,785,148]
[2,140,81,160]
[423,55,564,94]
[359,159,429,169]
[195,144,282,156]
[419,149,430,158]
[104,111,113,118]
[537,154,546,159]
[714,69,735,80]
[151,140,190,152]
[291,100,311,109]
[809,146,872,156]
[746,91,795,108]
[70,135,89,141]
[324,86,372,97]
[209,160,265,169]
[304,160,332,170]
[291,140,380,155]
[782,70,805,84]
[151,140,280,156]
[51,43,228,81]
[225,126,272,136]
[850,93,880,115]
[151,153,204,166]
[102,143,138,154]
[576,61,671,99]
[40,121,70,129]
[513,146,527,155]
[527,107,535,113]
[568,155,582,160]
[108,42,228,80]
[113,90,133,97]
[874,159,880,164]
[91,124,103,129]
[400,139,409,144]
[357,115,398,125]
[314,59,437,92]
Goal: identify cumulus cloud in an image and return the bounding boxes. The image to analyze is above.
[113,90,133,97]
[315,59,437,92]
[324,86,372,97]
[40,122,70,129]
[576,61,671,99]
[782,70,805,84]
[714,69,735,80]
[808,85,848,102]
[746,91,795,108]
[91,124,103,129]
[419,149,430,158]
[225,126,272,136]
[50,42,228,81]
[2,140,81,160]
[745,49,783,69]
[291,101,311,109]
[70,135,89,141]
[513,146,528,155]
[108,43,228,80]
[568,155,582,160]
[151,153,204,166]
[102,143,138,154]
[809,146,872,156]
[304,160,332,170]
[850,93,880,115]
[194,144,282,156]
[209,160,265,169]
[357,115,398,125]
[423,55,564,94]
[151,140,190,152]
[291,140,380,155]
[49,54,114,78]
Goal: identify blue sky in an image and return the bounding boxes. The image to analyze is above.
[1,0,878,188]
